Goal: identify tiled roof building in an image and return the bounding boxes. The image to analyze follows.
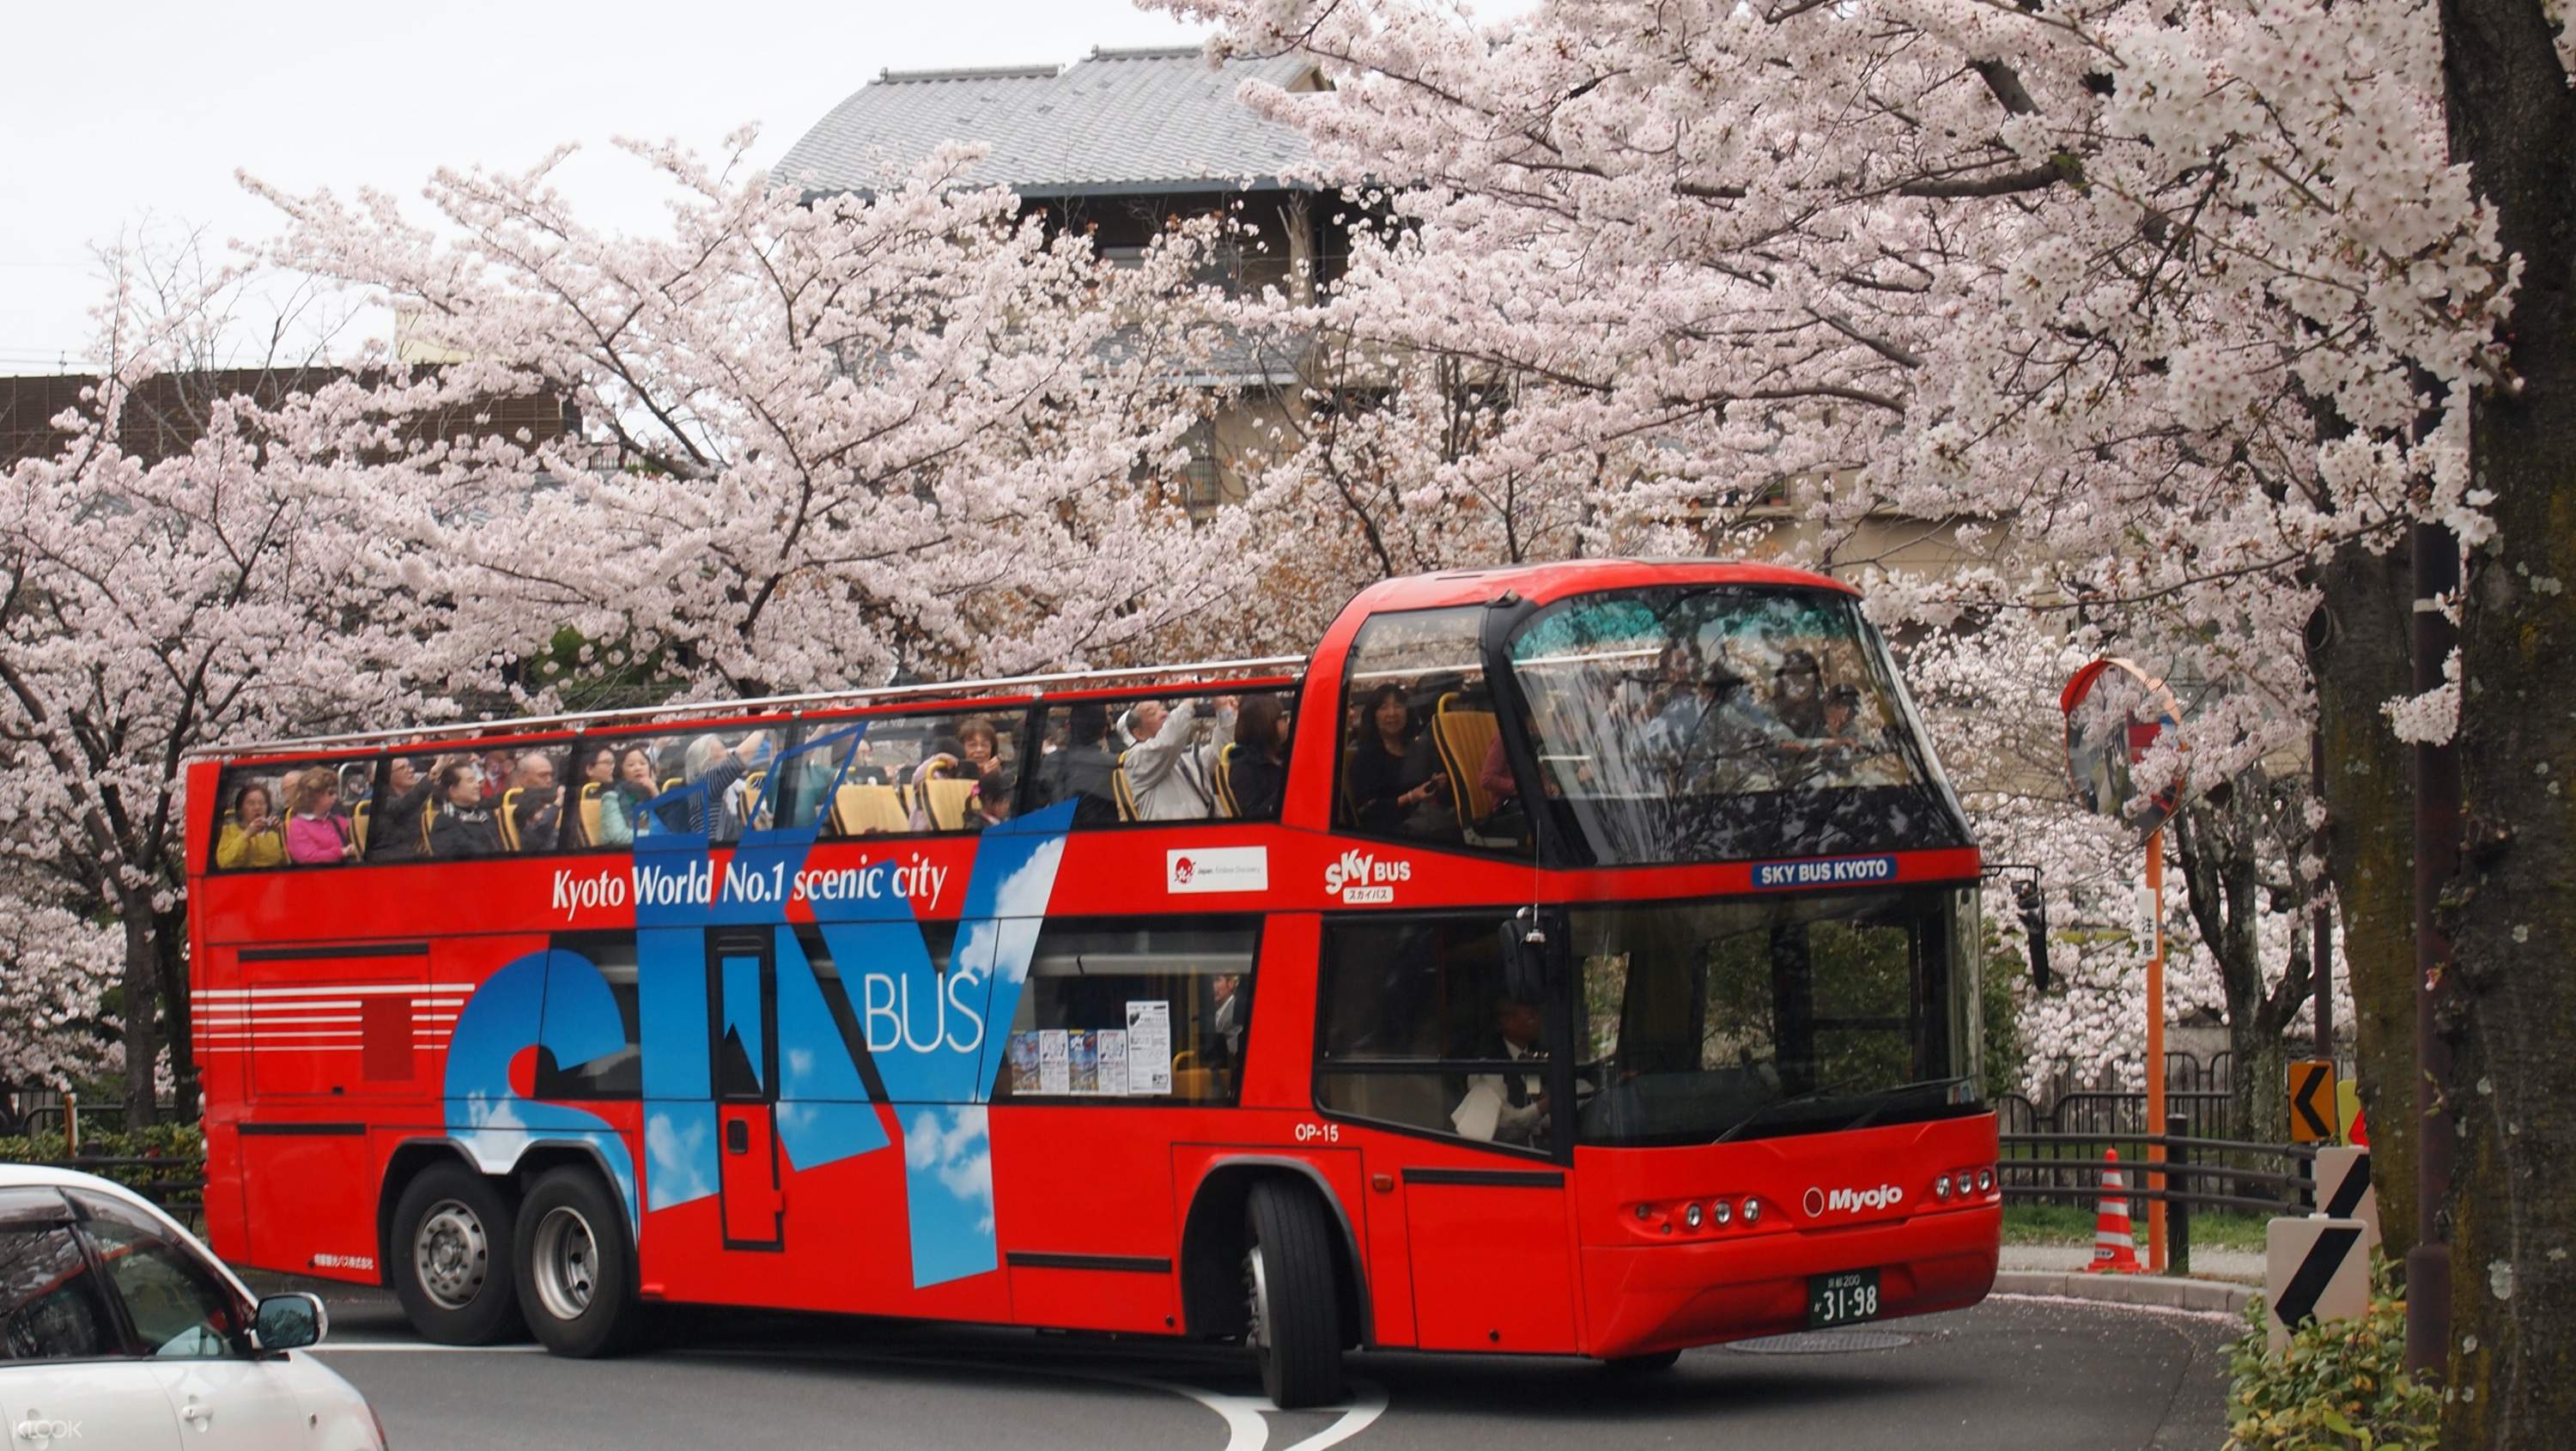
[777,46,1321,199]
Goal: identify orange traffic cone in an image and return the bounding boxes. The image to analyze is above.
[2085,1148,2144,1274]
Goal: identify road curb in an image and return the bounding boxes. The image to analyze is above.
[1993,1269,2254,1315]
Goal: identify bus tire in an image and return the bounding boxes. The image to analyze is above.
[1244,1179,1346,1409]
[514,1166,640,1357]
[392,1161,520,1345]
[1606,1349,1683,1374]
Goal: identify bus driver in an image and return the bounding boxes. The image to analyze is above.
[1451,998,1550,1145]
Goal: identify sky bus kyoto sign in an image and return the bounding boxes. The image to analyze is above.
[2058,657,2187,838]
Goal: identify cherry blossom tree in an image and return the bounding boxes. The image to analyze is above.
[0,246,532,1119]
[250,133,1269,704]
[1183,0,2574,1433]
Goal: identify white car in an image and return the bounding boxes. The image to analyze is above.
[0,1163,387,1450]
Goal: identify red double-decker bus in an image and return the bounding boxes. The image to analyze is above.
[187,560,2002,1407]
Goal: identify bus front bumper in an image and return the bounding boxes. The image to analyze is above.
[1578,1201,2000,1358]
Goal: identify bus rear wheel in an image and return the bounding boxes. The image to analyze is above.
[392,1161,520,1345]
[1243,1180,1346,1410]
[514,1166,641,1357]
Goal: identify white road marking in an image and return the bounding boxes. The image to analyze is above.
[1279,1381,1389,1451]
[312,1333,1390,1447]
[1985,1290,2244,1327]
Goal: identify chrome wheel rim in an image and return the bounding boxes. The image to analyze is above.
[414,1200,488,1310]
[532,1205,598,1321]
[1244,1238,1272,1351]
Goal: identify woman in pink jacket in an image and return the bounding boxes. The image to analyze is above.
[283,766,359,865]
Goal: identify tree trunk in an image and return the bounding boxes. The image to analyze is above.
[2310,541,2421,1255]
[118,908,161,1128]
[155,903,195,1121]
[2440,0,2576,1442]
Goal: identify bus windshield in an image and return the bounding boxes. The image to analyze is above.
[1505,586,1968,865]
[1572,887,1981,1148]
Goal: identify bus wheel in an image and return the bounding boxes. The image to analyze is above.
[392,1162,520,1345]
[1606,1349,1683,1374]
[514,1166,640,1357]
[1243,1180,1346,1409]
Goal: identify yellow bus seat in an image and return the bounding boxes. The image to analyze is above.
[1433,694,1501,828]
[831,782,908,835]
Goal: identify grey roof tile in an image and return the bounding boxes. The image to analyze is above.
[776,46,1319,197]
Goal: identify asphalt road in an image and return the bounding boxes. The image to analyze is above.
[264,1278,2237,1451]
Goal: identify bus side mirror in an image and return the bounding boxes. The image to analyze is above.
[2013,880,2051,993]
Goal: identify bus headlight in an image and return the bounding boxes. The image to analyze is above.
[1685,1202,1704,1229]
[1740,1198,1760,1225]
[1934,1174,1953,1201]
[1976,1168,1995,1194]
[1710,1198,1733,1227]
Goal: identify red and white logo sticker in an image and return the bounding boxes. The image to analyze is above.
[1166,847,1267,895]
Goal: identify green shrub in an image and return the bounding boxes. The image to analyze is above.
[0,1123,207,1214]
[0,1120,204,1163]
[2226,1258,2439,1451]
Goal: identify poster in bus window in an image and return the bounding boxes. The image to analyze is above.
[1067,1031,1097,1095]
[1037,1029,1071,1096]
[1006,1032,1040,1094]
[1126,1000,1172,1096]
[1096,1028,1129,1096]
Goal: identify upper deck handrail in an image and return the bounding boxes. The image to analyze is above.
[188,653,1309,762]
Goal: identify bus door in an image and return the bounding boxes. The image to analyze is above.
[710,930,784,1250]
[1318,911,1582,1353]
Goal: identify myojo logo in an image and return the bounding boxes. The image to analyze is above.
[1803,1183,1905,1217]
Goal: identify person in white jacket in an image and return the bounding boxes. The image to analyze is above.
[1121,696,1234,820]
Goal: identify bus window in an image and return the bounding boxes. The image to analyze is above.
[993,917,1258,1103]
[1315,913,1560,1151]
[211,757,371,871]
[534,934,641,1100]
[1334,607,1530,856]
[1504,586,1971,864]
[1566,888,1978,1149]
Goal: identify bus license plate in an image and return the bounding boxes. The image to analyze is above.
[1807,1268,1880,1328]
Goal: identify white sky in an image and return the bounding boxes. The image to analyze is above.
[0,0,1240,372]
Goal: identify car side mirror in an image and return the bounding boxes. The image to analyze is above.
[253,1292,327,1353]
[2013,879,2051,994]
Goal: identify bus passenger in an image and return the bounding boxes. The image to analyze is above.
[1451,998,1548,1145]
[678,732,768,839]
[969,769,1016,830]
[1226,695,1291,820]
[1124,697,1229,820]
[957,716,1007,797]
[366,756,439,863]
[427,761,501,859]
[215,783,287,870]
[1036,702,1119,827]
[283,767,358,865]
[593,745,656,847]
[507,755,565,852]
[1346,684,1443,834]
[1771,649,1828,738]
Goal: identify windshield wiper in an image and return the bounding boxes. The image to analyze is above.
[1710,1079,1865,1144]
[1711,1074,1973,1144]
[1841,1075,1974,1132]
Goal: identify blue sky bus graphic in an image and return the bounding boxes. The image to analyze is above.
[443,721,1073,1288]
